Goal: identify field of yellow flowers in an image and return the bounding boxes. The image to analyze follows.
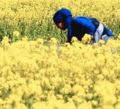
[0,0,120,109]
[0,36,120,109]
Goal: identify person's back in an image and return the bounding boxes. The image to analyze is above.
[71,16,97,41]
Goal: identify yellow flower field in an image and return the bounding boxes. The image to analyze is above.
[0,0,120,109]
[0,36,120,109]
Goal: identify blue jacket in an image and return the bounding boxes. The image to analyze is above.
[53,8,113,42]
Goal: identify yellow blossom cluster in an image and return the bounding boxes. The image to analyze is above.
[0,36,120,109]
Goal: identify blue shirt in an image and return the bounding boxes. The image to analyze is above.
[66,16,113,42]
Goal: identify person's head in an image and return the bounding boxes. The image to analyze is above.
[53,8,72,30]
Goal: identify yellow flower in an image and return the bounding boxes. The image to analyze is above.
[50,37,58,45]
[98,39,105,45]
[15,103,28,109]
[102,105,114,109]
[1,36,10,49]
[116,104,120,109]
[13,31,20,39]
[82,34,93,44]
[71,37,78,43]
[36,38,44,45]
[32,102,47,109]
[77,101,92,109]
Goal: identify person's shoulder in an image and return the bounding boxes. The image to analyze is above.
[73,16,90,23]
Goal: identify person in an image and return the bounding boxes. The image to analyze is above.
[53,8,113,43]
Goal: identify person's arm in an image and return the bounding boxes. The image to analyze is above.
[66,18,73,43]
[67,25,72,42]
